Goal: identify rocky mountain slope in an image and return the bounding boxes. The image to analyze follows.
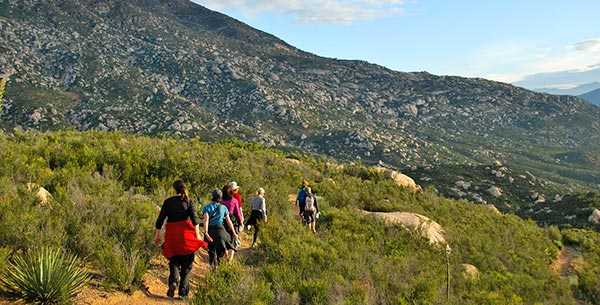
[1,0,599,192]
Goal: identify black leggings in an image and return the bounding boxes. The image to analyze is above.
[168,253,195,297]
[246,210,264,244]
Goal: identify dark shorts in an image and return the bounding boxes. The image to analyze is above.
[304,210,316,223]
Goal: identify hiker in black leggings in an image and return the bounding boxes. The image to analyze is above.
[245,187,267,247]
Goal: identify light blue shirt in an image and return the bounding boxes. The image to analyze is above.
[202,202,229,226]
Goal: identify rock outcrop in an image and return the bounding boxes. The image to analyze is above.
[589,209,600,224]
[373,167,421,192]
[361,210,446,246]
[26,182,51,205]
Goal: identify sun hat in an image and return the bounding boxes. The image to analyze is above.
[229,181,240,190]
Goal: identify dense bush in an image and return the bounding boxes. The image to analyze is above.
[193,261,275,305]
[562,229,600,303]
[0,130,597,304]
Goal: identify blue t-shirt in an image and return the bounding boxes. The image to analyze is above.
[202,202,229,226]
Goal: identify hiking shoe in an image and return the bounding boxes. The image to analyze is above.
[179,295,189,301]
[167,282,177,298]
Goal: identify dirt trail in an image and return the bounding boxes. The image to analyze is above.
[551,246,576,277]
[73,232,255,305]
[2,195,298,305]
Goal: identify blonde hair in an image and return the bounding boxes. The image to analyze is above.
[257,187,265,195]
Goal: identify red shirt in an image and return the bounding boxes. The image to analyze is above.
[233,192,242,209]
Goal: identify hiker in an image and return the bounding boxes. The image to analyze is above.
[303,187,319,233]
[203,189,239,270]
[229,181,244,229]
[154,180,207,300]
[221,184,243,260]
[296,180,309,217]
[245,187,267,247]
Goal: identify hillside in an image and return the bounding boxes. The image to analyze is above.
[1,0,599,192]
[1,130,599,304]
[579,88,600,106]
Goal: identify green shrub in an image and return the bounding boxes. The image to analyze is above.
[193,261,274,305]
[297,278,330,305]
[0,130,594,305]
[96,241,149,293]
[0,247,89,304]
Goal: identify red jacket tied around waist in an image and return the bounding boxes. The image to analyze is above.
[162,220,208,259]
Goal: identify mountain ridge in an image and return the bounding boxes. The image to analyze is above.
[531,81,600,96]
[1,0,599,190]
[579,88,600,106]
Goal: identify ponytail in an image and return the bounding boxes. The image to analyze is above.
[173,180,189,203]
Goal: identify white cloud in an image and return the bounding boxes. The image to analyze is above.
[469,38,600,86]
[193,0,406,25]
[573,39,600,52]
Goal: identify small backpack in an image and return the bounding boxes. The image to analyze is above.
[304,194,315,212]
[298,188,307,204]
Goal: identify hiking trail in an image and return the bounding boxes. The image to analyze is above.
[0,193,300,305]
[551,246,576,277]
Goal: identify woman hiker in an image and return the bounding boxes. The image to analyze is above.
[202,189,239,270]
[221,184,243,260]
[245,187,267,247]
[154,180,207,300]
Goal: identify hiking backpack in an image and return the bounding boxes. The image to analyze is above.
[304,194,315,212]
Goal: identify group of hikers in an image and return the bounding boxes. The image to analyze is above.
[153,180,267,300]
[153,179,318,300]
[295,180,320,233]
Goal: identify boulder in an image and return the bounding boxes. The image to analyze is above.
[461,264,480,280]
[361,210,446,246]
[471,193,486,204]
[483,204,500,214]
[534,196,546,204]
[449,187,467,198]
[26,183,51,205]
[372,167,420,192]
[455,180,471,190]
[486,186,502,197]
[589,209,600,224]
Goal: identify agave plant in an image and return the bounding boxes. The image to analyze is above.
[0,247,90,304]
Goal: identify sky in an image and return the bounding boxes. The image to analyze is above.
[191,0,600,89]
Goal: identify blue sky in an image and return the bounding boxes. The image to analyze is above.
[191,0,600,89]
